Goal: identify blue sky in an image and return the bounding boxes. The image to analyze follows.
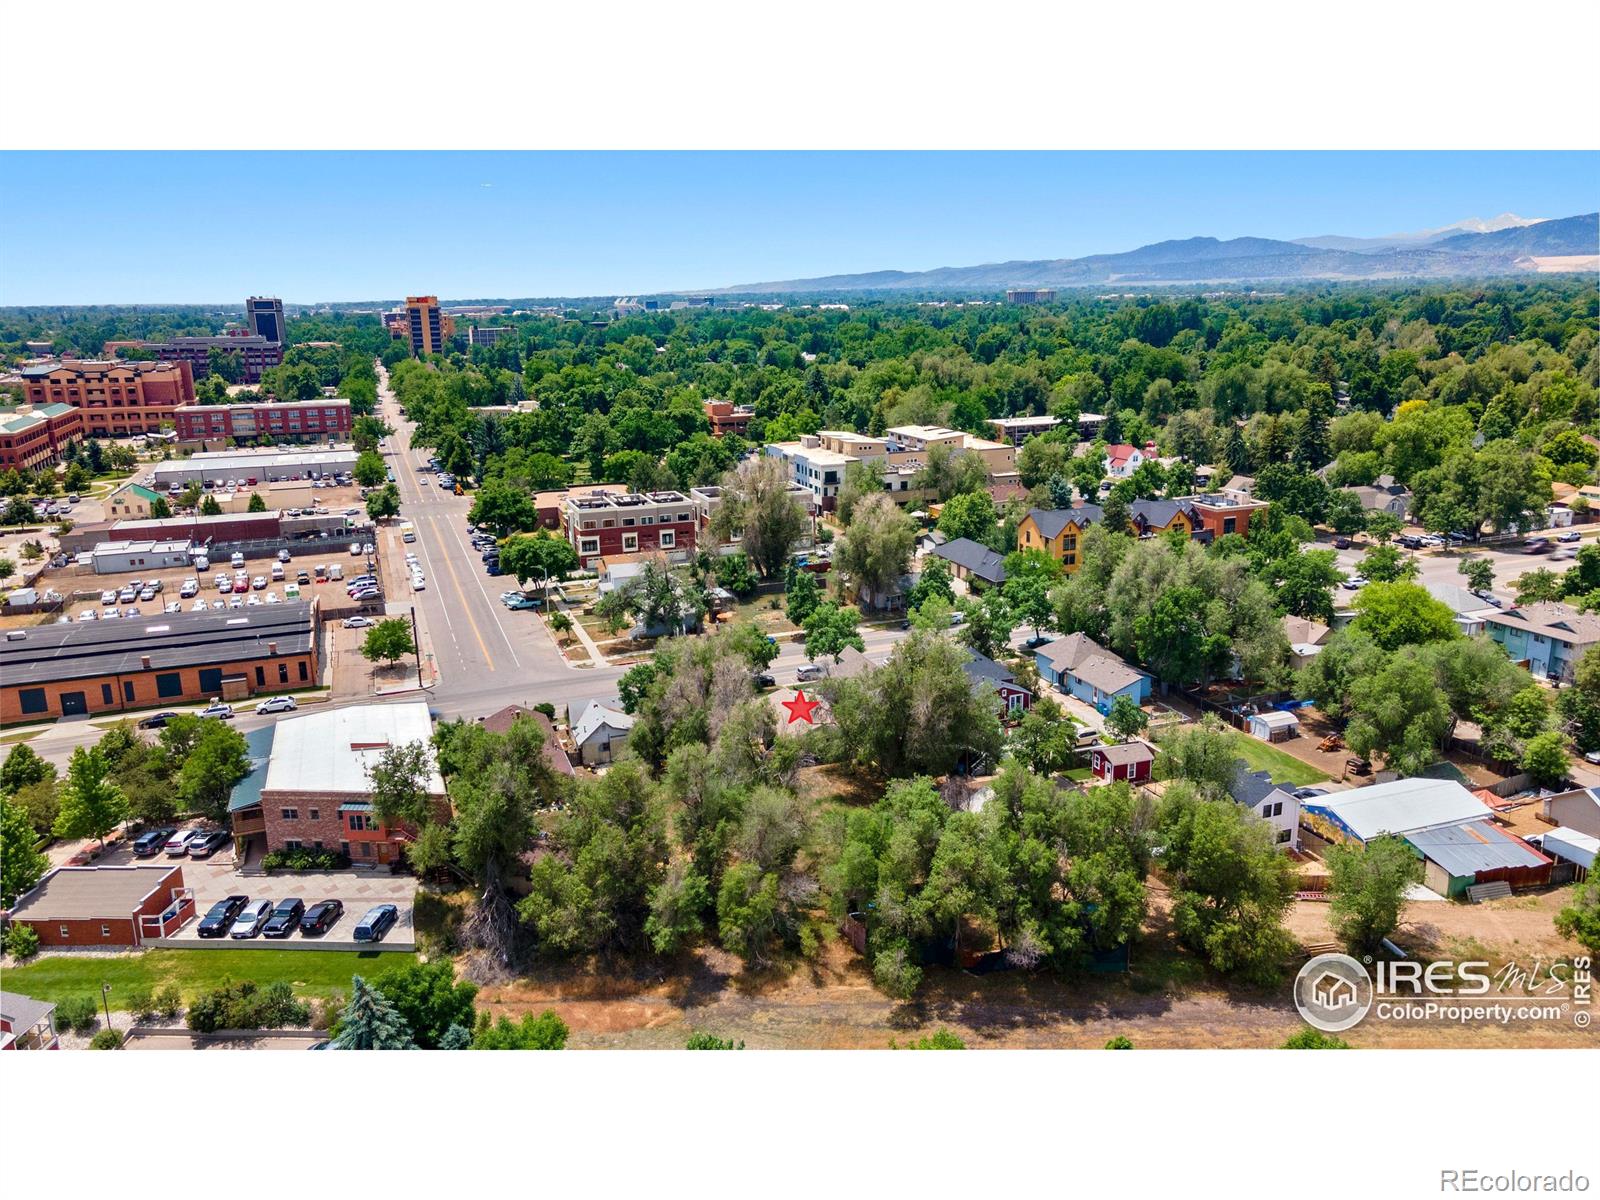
[1,151,1594,304]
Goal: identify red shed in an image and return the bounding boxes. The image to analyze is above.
[1090,740,1155,784]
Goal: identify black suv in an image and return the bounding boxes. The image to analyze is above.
[131,827,176,857]
[300,899,344,935]
[262,898,306,938]
[197,894,250,938]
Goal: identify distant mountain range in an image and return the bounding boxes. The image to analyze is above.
[702,212,1598,295]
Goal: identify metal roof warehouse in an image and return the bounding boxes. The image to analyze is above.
[1,603,316,689]
[151,447,357,485]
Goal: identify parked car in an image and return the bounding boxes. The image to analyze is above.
[296,570,311,584]
[278,548,292,562]
[137,711,180,729]
[751,673,776,689]
[349,542,363,556]
[1558,530,1582,543]
[262,898,306,938]
[1345,757,1372,776]
[180,579,199,598]
[187,829,231,859]
[255,695,298,714]
[131,827,176,857]
[229,899,275,939]
[300,899,345,936]
[796,664,826,682]
[1331,536,1351,549]
[1341,575,1368,590]
[352,904,400,943]
[100,589,118,605]
[410,574,426,592]
[164,829,198,856]
[198,894,250,938]
[343,615,376,629]
[139,585,158,602]
[199,700,234,719]
[502,594,542,611]
[350,586,382,601]
[1397,534,1422,549]
[252,575,268,590]
[1471,589,1504,608]
[118,586,138,604]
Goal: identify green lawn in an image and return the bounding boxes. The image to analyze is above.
[0,948,410,1010]
[1224,730,1329,787]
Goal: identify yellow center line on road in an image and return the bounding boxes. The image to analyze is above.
[423,511,496,671]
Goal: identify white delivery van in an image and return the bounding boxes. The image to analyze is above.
[194,554,210,571]
[230,552,245,568]
[329,564,343,581]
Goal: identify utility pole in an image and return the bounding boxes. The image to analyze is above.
[408,605,424,686]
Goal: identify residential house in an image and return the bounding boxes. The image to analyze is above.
[1282,615,1331,665]
[1104,443,1143,478]
[1482,600,1600,682]
[1227,764,1300,849]
[931,537,1007,588]
[477,705,576,777]
[0,992,59,1051]
[1538,787,1600,840]
[1017,494,1268,574]
[960,649,1033,718]
[104,481,163,521]
[572,700,635,766]
[1222,474,1256,497]
[1422,581,1502,637]
[1341,474,1412,518]
[1034,633,1152,713]
[1090,740,1155,784]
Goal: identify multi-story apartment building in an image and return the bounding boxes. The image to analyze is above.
[404,296,454,356]
[1017,492,1271,573]
[689,482,815,548]
[467,325,512,347]
[986,415,1061,445]
[1482,601,1600,683]
[245,296,287,343]
[20,359,196,438]
[561,489,698,568]
[765,425,1018,511]
[0,403,82,470]
[173,398,352,445]
[144,334,283,383]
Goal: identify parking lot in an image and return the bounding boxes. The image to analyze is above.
[158,852,418,951]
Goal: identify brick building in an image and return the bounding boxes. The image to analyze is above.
[402,296,454,356]
[174,398,353,445]
[704,400,753,437]
[20,359,196,438]
[0,403,82,470]
[0,602,319,724]
[562,489,698,569]
[230,702,448,867]
[144,334,283,383]
[7,865,194,948]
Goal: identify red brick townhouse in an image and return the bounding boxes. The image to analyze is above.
[20,359,196,438]
[7,864,194,948]
[230,700,449,867]
[561,489,698,569]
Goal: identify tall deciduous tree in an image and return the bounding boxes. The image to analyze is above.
[711,456,809,579]
[1,795,47,905]
[362,618,416,668]
[1326,836,1422,955]
[53,746,129,850]
[834,493,915,609]
[802,601,864,663]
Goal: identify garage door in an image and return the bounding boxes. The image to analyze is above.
[60,691,88,716]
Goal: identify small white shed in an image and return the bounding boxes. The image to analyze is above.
[1246,709,1300,743]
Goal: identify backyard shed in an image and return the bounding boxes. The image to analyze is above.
[1246,709,1299,742]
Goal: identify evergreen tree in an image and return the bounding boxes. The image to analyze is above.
[332,976,417,1050]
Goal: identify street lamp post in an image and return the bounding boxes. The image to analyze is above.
[101,982,112,1030]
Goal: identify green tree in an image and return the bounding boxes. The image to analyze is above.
[709,456,809,578]
[1282,1028,1351,1049]
[834,493,915,609]
[1154,715,1238,792]
[1357,542,1417,583]
[467,479,537,536]
[1459,555,1496,594]
[372,959,478,1050]
[1345,648,1455,776]
[498,533,579,590]
[1558,644,1600,751]
[365,483,401,521]
[894,1029,967,1049]
[175,720,251,824]
[365,740,437,831]
[0,742,55,794]
[472,1009,569,1049]
[784,566,822,625]
[803,601,864,663]
[685,1031,744,1049]
[332,976,417,1050]
[937,490,1000,547]
[353,450,387,488]
[1,795,48,905]
[52,746,129,850]
[1158,784,1297,986]
[246,492,266,513]
[959,589,1015,660]
[1521,730,1571,789]
[1008,696,1079,775]
[1135,585,1231,685]
[1363,510,1404,543]
[1002,548,1063,641]
[1514,568,1564,605]
[1104,693,1149,743]
[199,493,222,517]
[1326,836,1422,955]
[1554,870,1600,954]
[1351,581,1459,652]
[362,618,417,669]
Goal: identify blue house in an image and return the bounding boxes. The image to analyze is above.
[1480,601,1600,683]
[1034,633,1152,714]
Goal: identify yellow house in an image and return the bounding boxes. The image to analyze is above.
[1018,501,1198,572]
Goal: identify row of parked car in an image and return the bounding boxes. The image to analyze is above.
[197,895,399,941]
[131,825,231,860]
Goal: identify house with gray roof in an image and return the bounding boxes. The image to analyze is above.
[1226,763,1301,850]
[930,537,1007,587]
[1033,633,1151,714]
[1482,600,1600,682]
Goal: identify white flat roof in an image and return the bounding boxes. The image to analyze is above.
[1542,827,1598,869]
[1251,710,1299,727]
[1310,777,1489,842]
[262,701,444,797]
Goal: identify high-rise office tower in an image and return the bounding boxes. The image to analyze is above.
[245,296,286,343]
[405,295,453,356]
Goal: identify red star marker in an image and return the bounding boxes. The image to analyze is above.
[782,688,821,724]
